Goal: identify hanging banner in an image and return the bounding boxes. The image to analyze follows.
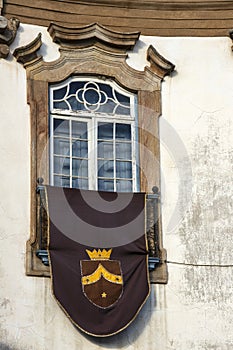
[46,185,150,337]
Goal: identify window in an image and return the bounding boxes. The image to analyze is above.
[49,77,139,192]
[13,23,174,282]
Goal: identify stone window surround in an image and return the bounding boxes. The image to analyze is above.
[13,22,175,283]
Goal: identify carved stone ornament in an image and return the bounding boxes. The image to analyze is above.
[13,33,42,67]
[147,45,175,80]
[0,15,20,59]
[48,22,140,52]
[13,22,174,284]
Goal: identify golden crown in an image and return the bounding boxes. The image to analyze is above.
[86,248,112,260]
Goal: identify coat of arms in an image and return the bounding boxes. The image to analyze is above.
[81,249,123,308]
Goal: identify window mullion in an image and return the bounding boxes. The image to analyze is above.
[131,123,136,192]
[113,122,116,192]
[89,117,96,191]
[50,115,54,186]
[94,118,98,191]
[133,96,139,192]
[69,119,72,188]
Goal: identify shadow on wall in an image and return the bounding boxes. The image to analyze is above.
[0,343,16,350]
[0,290,154,349]
[79,295,154,348]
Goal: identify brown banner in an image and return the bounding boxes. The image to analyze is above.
[46,186,150,337]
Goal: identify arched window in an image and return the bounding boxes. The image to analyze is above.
[49,77,139,192]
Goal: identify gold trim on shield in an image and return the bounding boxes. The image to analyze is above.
[82,263,123,285]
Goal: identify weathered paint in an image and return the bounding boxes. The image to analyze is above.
[0,24,233,349]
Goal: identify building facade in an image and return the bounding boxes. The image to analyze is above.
[0,1,233,349]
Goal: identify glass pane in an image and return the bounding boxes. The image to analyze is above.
[98,141,113,159]
[116,123,131,140]
[72,159,88,177]
[84,88,100,105]
[54,119,69,137]
[69,81,84,95]
[72,121,87,139]
[53,86,68,100]
[54,101,69,110]
[72,140,88,158]
[54,138,70,156]
[114,90,130,106]
[72,178,88,190]
[67,96,80,111]
[116,142,131,160]
[98,179,114,192]
[98,83,114,100]
[54,175,70,188]
[116,180,132,192]
[115,105,130,116]
[98,100,115,114]
[54,156,70,175]
[98,123,113,140]
[116,161,132,178]
[98,160,114,178]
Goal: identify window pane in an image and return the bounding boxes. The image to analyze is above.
[98,141,113,159]
[67,96,80,112]
[98,160,114,178]
[53,86,67,100]
[72,140,88,158]
[116,142,131,160]
[116,180,132,192]
[72,121,87,139]
[115,105,130,116]
[98,123,113,140]
[69,81,84,95]
[99,83,114,100]
[72,159,88,177]
[84,88,100,105]
[98,101,115,114]
[54,101,69,110]
[72,178,88,189]
[114,90,130,106]
[98,179,114,192]
[54,138,70,156]
[116,161,132,178]
[54,119,69,137]
[54,156,70,175]
[116,124,131,140]
[54,175,70,187]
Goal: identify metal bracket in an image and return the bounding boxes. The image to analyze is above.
[36,250,49,266]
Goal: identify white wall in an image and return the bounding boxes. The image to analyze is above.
[0,24,233,349]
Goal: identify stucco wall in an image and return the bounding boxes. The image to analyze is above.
[0,24,233,349]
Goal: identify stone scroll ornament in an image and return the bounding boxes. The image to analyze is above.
[0,16,20,59]
[46,185,150,337]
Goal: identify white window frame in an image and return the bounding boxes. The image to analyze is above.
[49,76,139,192]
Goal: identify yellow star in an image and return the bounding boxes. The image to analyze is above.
[101,292,107,298]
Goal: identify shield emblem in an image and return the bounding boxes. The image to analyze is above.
[81,249,123,308]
